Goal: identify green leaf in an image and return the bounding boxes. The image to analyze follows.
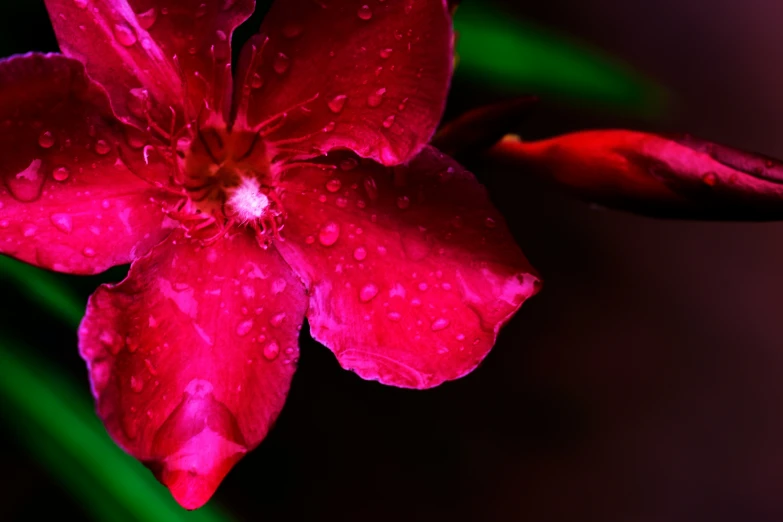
[453,2,667,116]
[0,256,84,328]
[0,339,235,522]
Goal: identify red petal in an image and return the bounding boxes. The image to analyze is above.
[0,54,175,274]
[234,0,453,165]
[44,0,254,122]
[79,230,307,509]
[275,146,540,388]
[491,131,783,220]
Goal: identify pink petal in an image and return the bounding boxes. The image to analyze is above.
[491,131,783,220]
[79,230,307,509]
[44,0,254,123]
[275,146,541,388]
[234,0,453,165]
[0,54,175,274]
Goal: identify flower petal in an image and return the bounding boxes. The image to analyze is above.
[0,53,175,274]
[234,0,453,165]
[491,131,783,220]
[275,146,540,389]
[79,230,307,509]
[44,0,254,122]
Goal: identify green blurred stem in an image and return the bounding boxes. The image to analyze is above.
[0,340,234,522]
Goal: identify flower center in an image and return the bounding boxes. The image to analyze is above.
[171,121,286,246]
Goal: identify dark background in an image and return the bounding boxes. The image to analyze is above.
[2,1,783,521]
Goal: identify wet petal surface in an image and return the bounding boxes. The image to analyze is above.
[45,0,254,122]
[79,230,307,509]
[235,0,452,165]
[276,146,540,388]
[0,54,175,274]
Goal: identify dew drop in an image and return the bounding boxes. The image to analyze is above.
[382,115,396,128]
[136,7,158,29]
[353,246,367,261]
[367,88,386,107]
[484,217,497,229]
[83,247,96,257]
[380,48,393,59]
[8,159,45,202]
[328,94,348,114]
[130,375,144,393]
[50,213,73,233]
[38,130,55,149]
[114,23,137,46]
[363,176,379,201]
[305,235,316,245]
[359,283,379,302]
[251,72,264,89]
[322,121,336,132]
[326,178,342,192]
[22,224,37,238]
[387,311,402,322]
[236,319,254,337]
[396,195,410,209]
[263,341,280,361]
[357,5,373,20]
[94,139,111,155]
[431,318,450,331]
[270,312,286,327]
[339,157,358,171]
[273,53,290,75]
[336,197,348,208]
[74,0,88,8]
[318,222,340,246]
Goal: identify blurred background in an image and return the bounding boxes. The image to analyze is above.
[1,1,783,521]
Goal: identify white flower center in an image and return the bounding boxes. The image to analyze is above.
[227,177,269,222]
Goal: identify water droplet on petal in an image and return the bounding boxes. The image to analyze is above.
[431,318,450,331]
[382,115,396,128]
[484,217,497,229]
[8,159,45,202]
[363,176,378,201]
[339,157,358,171]
[83,247,96,257]
[94,140,111,155]
[130,375,144,393]
[50,213,73,233]
[367,88,386,107]
[270,312,286,327]
[357,5,373,20]
[305,235,316,245]
[387,312,402,322]
[38,130,55,149]
[318,222,340,246]
[359,283,379,302]
[74,0,88,9]
[136,7,157,29]
[336,197,348,208]
[328,94,348,114]
[263,341,280,361]
[114,23,137,46]
[322,121,336,132]
[380,48,393,59]
[52,166,70,182]
[251,72,264,89]
[326,178,342,192]
[353,246,367,261]
[273,53,290,74]
[396,195,410,209]
[236,319,254,337]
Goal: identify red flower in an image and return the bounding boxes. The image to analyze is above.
[0,0,540,509]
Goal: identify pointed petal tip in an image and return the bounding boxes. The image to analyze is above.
[152,425,248,510]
